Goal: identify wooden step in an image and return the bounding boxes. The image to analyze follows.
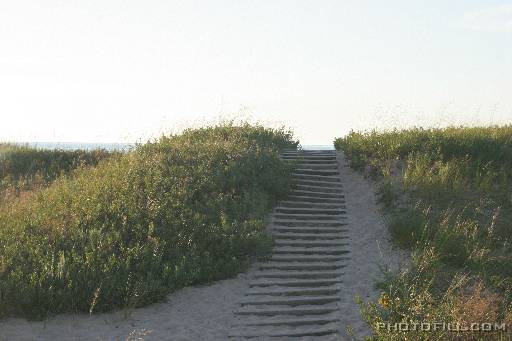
[273,247,350,255]
[292,174,341,182]
[246,285,340,296]
[273,219,347,227]
[234,304,339,316]
[272,232,347,240]
[288,159,338,165]
[271,254,349,262]
[249,278,343,288]
[294,179,343,188]
[274,213,346,221]
[252,270,344,279]
[275,206,346,214]
[272,225,348,233]
[240,295,340,306]
[294,169,339,176]
[259,261,346,271]
[290,190,344,199]
[235,315,339,327]
[229,324,339,338]
[294,184,343,194]
[294,164,338,169]
[278,201,345,209]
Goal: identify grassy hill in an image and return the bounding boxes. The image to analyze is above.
[335,126,512,340]
[0,143,114,203]
[0,123,298,319]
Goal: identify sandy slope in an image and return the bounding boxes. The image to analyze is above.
[0,151,407,341]
[0,273,250,341]
[336,151,409,340]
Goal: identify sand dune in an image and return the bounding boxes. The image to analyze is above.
[0,151,407,341]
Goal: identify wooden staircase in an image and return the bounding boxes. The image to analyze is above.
[230,150,349,340]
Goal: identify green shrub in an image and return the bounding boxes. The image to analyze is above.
[388,207,426,249]
[377,180,398,209]
[0,123,298,319]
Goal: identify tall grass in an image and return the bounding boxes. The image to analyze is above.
[0,123,298,319]
[0,143,114,202]
[335,126,512,340]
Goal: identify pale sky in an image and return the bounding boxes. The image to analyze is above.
[1,1,511,145]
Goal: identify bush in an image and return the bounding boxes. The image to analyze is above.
[388,207,426,249]
[0,123,298,319]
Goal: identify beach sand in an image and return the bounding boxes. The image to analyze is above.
[336,151,409,340]
[0,273,250,341]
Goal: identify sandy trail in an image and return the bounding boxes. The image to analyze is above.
[336,151,408,340]
[0,151,406,341]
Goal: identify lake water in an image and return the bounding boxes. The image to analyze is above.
[301,144,334,150]
[17,142,334,151]
[21,142,134,151]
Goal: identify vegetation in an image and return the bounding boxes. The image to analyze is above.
[0,123,298,319]
[335,126,512,340]
[0,143,114,203]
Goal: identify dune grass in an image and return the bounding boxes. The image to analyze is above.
[0,143,114,203]
[0,123,298,319]
[335,126,512,340]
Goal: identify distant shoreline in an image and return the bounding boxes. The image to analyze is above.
[9,142,334,151]
[11,142,134,151]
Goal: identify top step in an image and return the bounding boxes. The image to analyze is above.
[282,150,336,155]
[282,152,335,156]
[283,149,334,152]
[281,156,337,161]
